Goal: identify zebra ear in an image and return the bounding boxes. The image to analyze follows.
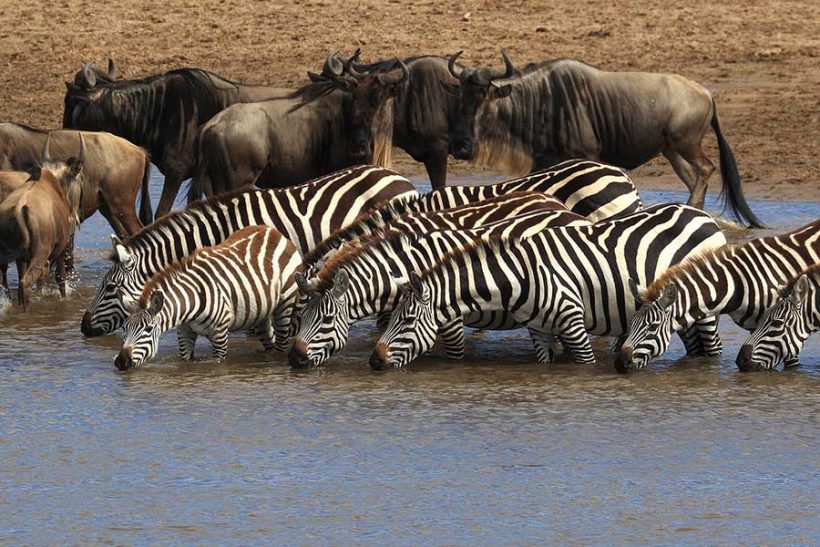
[147,291,164,316]
[409,271,425,299]
[295,272,317,295]
[628,278,644,305]
[659,284,678,309]
[332,270,350,298]
[789,275,810,305]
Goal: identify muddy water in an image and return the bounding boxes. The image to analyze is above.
[1,174,818,544]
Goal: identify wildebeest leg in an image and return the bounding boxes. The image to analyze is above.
[155,174,184,219]
[1,263,7,292]
[63,234,75,275]
[424,151,449,190]
[55,250,68,298]
[111,200,145,236]
[16,258,31,310]
[98,202,129,239]
[663,148,715,210]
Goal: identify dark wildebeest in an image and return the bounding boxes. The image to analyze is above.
[63,63,292,217]
[0,123,152,236]
[344,55,462,189]
[188,54,393,199]
[0,136,84,309]
[72,59,119,87]
[445,51,764,228]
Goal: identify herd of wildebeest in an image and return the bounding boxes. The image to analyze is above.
[0,50,818,372]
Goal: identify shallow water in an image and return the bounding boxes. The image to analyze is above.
[1,173,818,544]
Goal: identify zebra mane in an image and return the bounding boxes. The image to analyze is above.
[138,250,203,308]
[302,196,421,267]
[114,187,256,258]
[783,262,820,293]
[314,223,418,291]
[643,245,735,301]
[417,234,508,283]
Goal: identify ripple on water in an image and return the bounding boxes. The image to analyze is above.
[0,176,819,544]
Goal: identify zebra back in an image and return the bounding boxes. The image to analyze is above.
[82,165,415,337]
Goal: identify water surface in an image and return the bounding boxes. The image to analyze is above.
[1,174,818,544]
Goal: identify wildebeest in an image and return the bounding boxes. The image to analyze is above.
[188,54,393,199]
[63,63,292,217]
[345,55,462,189]
[0,123,152,236]
[72,59,119,87]
[0,136,84,309]
[445,51,764,228]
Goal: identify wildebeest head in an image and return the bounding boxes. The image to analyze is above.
[347,59,408,164]
[39,133,86,229]
[446,50,515,160]
[63,61,114,129]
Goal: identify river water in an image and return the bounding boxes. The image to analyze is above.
[1,174,818,544]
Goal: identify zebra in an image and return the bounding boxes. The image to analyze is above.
[81,165,416,337]
[114,226,302,370]
[290,191,583,343]
[289,204,591,368]
[616,219,820,371]
[736,264,820,370]
[290,203,722,368]
[371,204,728,369]
[300,158,642,273]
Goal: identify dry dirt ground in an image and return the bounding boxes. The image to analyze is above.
[0,0,817,201]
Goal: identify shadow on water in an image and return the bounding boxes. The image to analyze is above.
[0,171,818,544]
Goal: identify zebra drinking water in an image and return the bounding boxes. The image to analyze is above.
[736,263,820,371]
[616,219,820,371]
[114,226,302,369]
[371,204,727,368]
[82,165,416,337]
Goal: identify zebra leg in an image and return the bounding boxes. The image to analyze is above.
[255,320,278,352]
[376,312,392,331]
[610,335,627,354]
[783,357,800,369]
[555,311,595,365]
[177,324,198,360]
[207,319,231,361]
[690,316,723,356]
[272,300,295,352]
[527,327,555,363]
[679,327,703,355]
[439,319,465,360]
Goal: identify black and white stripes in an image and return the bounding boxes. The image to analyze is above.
[81,165,416,337]
[114,226,302,369]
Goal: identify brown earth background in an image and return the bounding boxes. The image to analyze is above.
[0,0,818,201]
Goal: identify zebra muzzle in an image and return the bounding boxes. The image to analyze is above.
[614,346,638,373]
[369,343,390,370]
[288,341,313,369]
[735,345,764,372]
[114,348,135,371]
[81,311,106,337]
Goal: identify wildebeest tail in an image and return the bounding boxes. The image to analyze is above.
[16,204,31,250]
[711,98,765,228]
[139,155,153,224]
[188,126,223,203]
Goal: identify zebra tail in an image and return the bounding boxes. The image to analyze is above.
[711,97,766,228]
[139,155,154,225]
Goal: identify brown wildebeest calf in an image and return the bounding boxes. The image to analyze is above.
[0,136,85,310]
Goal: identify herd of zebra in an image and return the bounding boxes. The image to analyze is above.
[66,160,817,373]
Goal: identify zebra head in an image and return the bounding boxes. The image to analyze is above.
[115,291,165,370]
[616,282,679,372]
[81,236,141,337]
[370,272,437,369]
[737,276,811,371]
[288,270,351,368]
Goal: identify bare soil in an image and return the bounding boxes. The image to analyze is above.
[0,0,817,201]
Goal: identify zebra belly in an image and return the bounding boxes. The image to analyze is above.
[464,311,520,331]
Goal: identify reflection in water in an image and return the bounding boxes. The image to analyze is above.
[0,174,818,543]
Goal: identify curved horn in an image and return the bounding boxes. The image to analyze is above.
[78,133,87,163]
[448,51,464,79]
[344,48,362,69]
[323,50,344,77]
[81,63,97,88]
[346,49,369,79]
[475,50,516,85]
[107,58,117,79]
[378,59,409,85]
[41,134,52,163]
